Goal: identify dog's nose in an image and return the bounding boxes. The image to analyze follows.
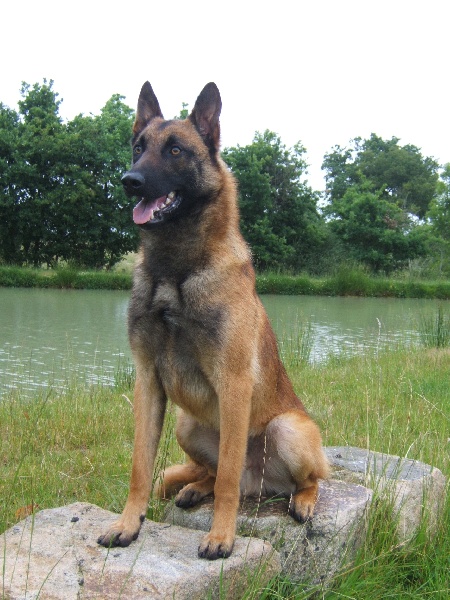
[121,172,145,193]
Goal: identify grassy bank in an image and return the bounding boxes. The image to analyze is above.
[1,347,448,598]
[0,265,131,290]
[257,269,450,299]
[1,264,450,298]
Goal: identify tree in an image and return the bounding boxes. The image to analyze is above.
[322,134,440,272]
[1,80,65,267]
[61,95,137,268]
[174,102,189,120]
[222,131,327,271]
[323,134,439,219]
[0,81,137,268]
[425,163,450,276]
[429,164,450,241]
[327,179,426,272]
[0,102,21,263]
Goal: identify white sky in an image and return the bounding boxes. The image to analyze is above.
[1,0,448,191]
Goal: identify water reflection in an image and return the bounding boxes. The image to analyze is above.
[0,288,446,397]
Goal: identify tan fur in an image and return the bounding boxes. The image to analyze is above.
[97,82,329,560]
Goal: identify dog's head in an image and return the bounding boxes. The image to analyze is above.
[122,82,223,228]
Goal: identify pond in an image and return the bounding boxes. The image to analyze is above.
[0,287,446,397]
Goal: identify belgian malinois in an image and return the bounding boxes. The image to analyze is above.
[97,81,329,560]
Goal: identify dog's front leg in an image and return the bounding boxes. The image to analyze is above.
[98,366,166,547]
[198,376,252,560]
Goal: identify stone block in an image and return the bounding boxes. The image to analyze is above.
[325,446,447,541]
[164,479,372,584]
[0,502,280,600]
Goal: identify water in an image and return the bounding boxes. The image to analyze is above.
[262,295,434,361]
[0,288,446,397]
[0,288,129,396]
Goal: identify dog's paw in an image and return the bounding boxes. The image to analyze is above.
[197,532,234,560]
[175,483,210,509]
[289,487,317,523]
[97,514,144,548]
[289,501,314,524]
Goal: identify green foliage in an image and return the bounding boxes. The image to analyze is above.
[424,163,450,277]
[358,134,438,219]
[0,81,137,269]
[0,81,62,266]
[326,179,427,272]
[222,131,330,272]
[60,94,138,268]
[174,102,189,120]
[323,134,439,219]
[323,134,441,273]
[0,265,42,287]
[430,164,450,238]
[256,272,316,295]
[326,264,374,296]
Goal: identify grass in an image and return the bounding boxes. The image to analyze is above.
[419,304,450,348]
[256,267,450,299]
[1,346,449,597]
[278,318,314,367]
[1,263,450,298]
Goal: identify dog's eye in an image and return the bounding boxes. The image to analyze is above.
[134,145,142,155]
[170,146,181,156]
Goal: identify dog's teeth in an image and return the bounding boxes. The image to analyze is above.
[168,191,175,200]
[164,198,172,206]
[149,209,154,221]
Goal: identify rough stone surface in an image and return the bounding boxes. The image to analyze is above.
[0,502,280,600]
[325,446,447,541]
[164,479,373,584]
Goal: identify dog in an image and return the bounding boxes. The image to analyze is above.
[97,81,329,560]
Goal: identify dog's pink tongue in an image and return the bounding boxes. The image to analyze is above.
[133,197,163,225]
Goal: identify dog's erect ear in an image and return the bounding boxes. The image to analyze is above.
[133,82,164,136]
[189,83,221,152]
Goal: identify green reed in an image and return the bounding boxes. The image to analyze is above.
[419,305,450,348]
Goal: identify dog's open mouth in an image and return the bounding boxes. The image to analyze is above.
[133,191,181,225]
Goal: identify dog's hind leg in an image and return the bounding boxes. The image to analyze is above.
[266,410,329,523]
[155,462,212,499]
[160,411,218,508]
[174,473,216,508]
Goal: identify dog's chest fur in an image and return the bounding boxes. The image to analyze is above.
[128,269,226,422]
[130,273,224,340]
